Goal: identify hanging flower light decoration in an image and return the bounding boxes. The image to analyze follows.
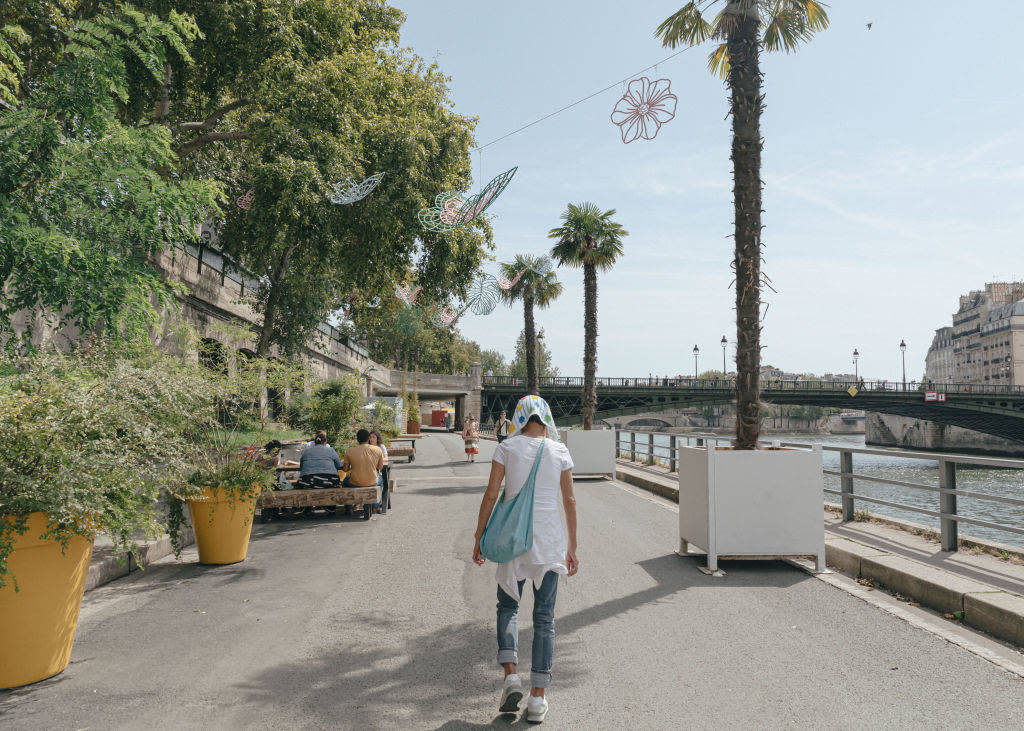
[497,268,527,291]
[610,77,677,144]
[418,166,518,232]
[236,189,255,210]
[395,283,421,308]
[328,173,385,205]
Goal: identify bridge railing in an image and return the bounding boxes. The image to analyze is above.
[483,376,1024,395]
[614,429,1024,552]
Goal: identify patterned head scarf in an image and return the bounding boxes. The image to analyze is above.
[509,395,558,438]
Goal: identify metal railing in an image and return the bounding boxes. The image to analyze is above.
[175,243,371,359]
[613,428,1024,551]
[483,375,1024,395]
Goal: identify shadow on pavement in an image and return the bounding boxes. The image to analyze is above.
[394,460,485,471]
[234,613,586,729]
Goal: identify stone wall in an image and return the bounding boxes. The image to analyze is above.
[866,412,1024,457]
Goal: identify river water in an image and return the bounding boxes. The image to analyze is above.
[639,433,1024,549]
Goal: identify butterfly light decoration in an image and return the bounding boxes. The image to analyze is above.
[395,283,421,308]
[497,268,527,291]
[418,166,517,232]
[236,189,255,210]
[329,173,385,205]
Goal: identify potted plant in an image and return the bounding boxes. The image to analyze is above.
[656,1,830,574]
[406,392,421,434]
[0,348,200,688]
[166,328,303,565]
[175,458,275,565]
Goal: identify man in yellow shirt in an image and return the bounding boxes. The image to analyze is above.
[342,429,384,487]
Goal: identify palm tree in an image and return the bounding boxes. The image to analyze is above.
[656,1,829,449]
[548,203,627,430]
[499,254,563,395]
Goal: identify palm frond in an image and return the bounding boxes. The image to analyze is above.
[655,2,713,49]
[761,1,829,53]
[707,42,730,78]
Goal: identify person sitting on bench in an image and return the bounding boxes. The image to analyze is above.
[296,431,343,489]
[341,429,384,488]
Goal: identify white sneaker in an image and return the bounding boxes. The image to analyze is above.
[499,674,523,713]
[526,695,548,723]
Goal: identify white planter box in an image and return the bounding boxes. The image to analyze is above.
[562,429,616,476]
[678,445,825,574]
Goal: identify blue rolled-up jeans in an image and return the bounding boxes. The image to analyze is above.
[496,571,559,688]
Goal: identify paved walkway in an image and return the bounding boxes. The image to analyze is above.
[2,434,1023,729]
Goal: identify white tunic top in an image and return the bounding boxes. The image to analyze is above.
[491,435,574,600]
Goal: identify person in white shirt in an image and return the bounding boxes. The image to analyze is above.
[472,395,578,723]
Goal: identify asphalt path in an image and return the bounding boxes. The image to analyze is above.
[2,433,1023,729]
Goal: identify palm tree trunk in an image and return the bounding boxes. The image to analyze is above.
[524,291,538,395]
[582,262,598,429]
[728,6,763,449]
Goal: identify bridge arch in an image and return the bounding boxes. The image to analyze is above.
[624,417,673,430]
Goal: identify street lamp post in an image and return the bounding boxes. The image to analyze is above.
[853,348,860,380]
[721,335,727,374]
[693,344,700,379]
[900,339,907,391]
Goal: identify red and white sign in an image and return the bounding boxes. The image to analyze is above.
[925,392,947,402]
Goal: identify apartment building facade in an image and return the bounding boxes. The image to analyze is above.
[926,282,1024,385]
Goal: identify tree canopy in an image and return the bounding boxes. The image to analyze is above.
[1,0,493,357]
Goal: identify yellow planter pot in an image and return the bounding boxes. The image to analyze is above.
[187,486,259,565]
[0,512,93,689]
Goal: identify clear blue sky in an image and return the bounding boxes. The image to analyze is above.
[396,1,1024,381]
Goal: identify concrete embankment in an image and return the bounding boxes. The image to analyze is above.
[866,412,1024,457]
[615,460,1024,650]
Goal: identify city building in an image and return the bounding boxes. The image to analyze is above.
[925,326,954,383]
[926,282,1024,385]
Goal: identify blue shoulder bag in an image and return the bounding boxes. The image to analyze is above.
[480,439,545,564]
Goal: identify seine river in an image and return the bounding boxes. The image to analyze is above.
[643,433,1024,549]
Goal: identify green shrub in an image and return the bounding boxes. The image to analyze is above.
[0,347,205,589]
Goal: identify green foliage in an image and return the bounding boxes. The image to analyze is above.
[548,202,628,272]
[655,0,830,78]
[0,344,206,588]
[286,375,363,446]
[358,400,399,442]
[480,348,509,376]
[499,254,563,309]
[200,0,491,355]
[510,328,559,380]
[407,392,421,424]
[0,5,219,350]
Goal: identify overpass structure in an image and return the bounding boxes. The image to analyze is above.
[481,376,1024,443]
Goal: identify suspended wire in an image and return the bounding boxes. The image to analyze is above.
[472,44,699,152]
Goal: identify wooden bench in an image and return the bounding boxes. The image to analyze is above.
[388,445,415,462]
[259,479,393,522]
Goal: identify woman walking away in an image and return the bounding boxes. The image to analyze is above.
[463,416,480,462]
[297,431,343,489]
[472,395,579,723]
